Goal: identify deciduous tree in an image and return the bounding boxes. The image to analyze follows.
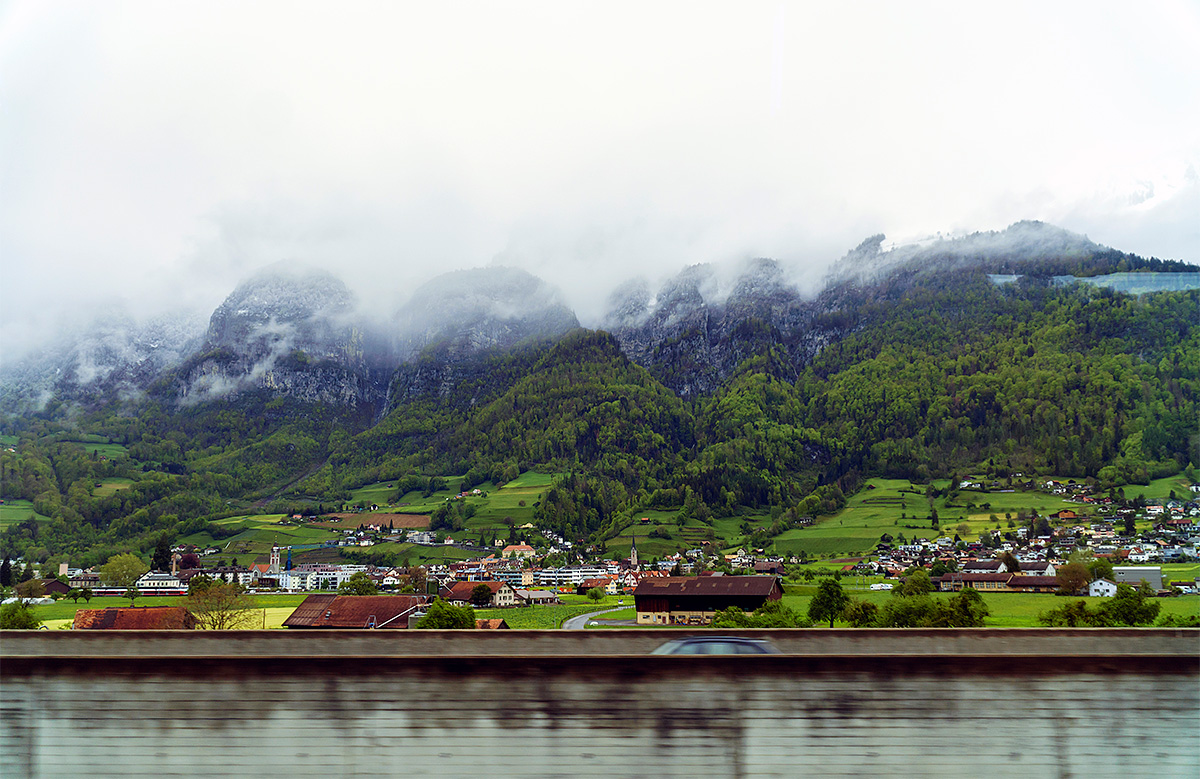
[894,568,933,597]
[469,583,495,607]
[339,571,379,596]
[808,578,849,627]
[842,598,879,627]
[100,553,149,590]
[414,598,475,629]
[184,581,258,630]
[1055,562,1088,595]
[15,579,44,602]
[0,602,41,629]
[998,552,1020,573]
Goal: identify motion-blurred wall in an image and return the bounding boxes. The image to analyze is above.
[2,630,1196,778]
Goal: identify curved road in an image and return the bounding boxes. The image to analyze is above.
[561,606,630,630]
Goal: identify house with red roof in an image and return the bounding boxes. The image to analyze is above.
[439,580,521,607]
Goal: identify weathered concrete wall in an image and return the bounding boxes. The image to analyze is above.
[2,630,1197,779]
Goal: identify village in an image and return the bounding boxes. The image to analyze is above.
[4,483,1194,631]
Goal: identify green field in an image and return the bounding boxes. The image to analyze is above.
[465,472,555,527]
[1137,473,1197,502]
[772,478,1082,558]
[210,513,290,526]
[0,434,18,447]
[477,593,622,628]
[1161,563,1200,583]
[346,472,559,546]
[600,510,710,560]
[63,440,130,459]
[180,517,340,566]
[0,499,51,530]
[587,607,636,622]
[777,589,1200,627]
[93,477,134,497]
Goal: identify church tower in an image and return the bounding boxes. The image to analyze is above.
[269,546,281,575]
[629,535,639,571]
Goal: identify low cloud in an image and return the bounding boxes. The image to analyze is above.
[1,1,1196,366]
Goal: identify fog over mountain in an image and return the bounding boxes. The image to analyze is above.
[3,218,1194,416]
[2,2,1197,373]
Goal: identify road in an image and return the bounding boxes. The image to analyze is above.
[561,606,630,630]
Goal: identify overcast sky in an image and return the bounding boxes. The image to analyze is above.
[2,0,1198,359]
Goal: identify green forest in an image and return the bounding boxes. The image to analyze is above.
[2,260,1197,567]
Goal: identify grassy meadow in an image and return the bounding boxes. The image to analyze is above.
[773,478,1084,558]
[0,499,51,530]
[63,440,130,460]
[1138,473,1196,502]
[179,514,342,566]
[93,477,134,497]
[777,588,1199,627]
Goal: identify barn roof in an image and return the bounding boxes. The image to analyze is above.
[72,607,196,630]
[282,595,432,629]
[441,581,506,600]
[632,575,780,598]
[1006,576,1060,588]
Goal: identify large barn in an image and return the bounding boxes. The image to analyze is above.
[633,576,783,626]
[282,594,433,629]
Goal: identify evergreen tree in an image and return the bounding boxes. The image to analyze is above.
[152,535,172,572]
[0,556,11,587]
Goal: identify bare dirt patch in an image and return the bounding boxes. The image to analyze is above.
[313,513,430,530]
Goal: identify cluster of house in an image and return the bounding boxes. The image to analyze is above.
[64,573,789,631]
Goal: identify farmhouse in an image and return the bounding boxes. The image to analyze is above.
[282,594,433,629]
[440,580,521,607]
[633,576,783,626]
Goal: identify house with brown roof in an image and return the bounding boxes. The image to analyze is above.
[282,594,433,629]
[938,573,1015,592]
[36,578,71,596]
[475,619,510,629]
[961,559,1008,574]
[633,576,783,626]
[575,577,617,596]
[439,580,520,607]
[1005,576,1060,593]
[72,607,197,630]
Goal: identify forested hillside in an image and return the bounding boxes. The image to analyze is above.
[2,231,1197,566]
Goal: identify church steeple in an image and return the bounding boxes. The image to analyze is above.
[269,546,281,575]
[629,535,639,571]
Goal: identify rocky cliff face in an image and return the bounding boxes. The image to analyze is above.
[387,266,579,403]
[602,259,832,395]
[168,266,391,409]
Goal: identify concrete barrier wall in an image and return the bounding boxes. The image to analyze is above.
[3,630,1197,779]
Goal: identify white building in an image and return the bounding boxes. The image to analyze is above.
[135,572,183,590]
